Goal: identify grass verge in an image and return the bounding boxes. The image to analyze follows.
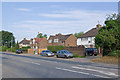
[92,56,119,64]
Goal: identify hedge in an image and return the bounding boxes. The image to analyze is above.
[47,46,66,53]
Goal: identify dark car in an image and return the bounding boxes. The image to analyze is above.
[40,50,54,57]
[85,48,99,56]
[56,50,73,58]
[16,49,23,54]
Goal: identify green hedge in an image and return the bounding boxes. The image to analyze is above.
[20,46,31,52]
[0,46,8,51]
[108,50,120,57]
[47,46,66,53]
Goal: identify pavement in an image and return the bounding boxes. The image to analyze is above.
[1,52,119,78]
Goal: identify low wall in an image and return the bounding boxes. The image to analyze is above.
[28,48,47,54]
[65,45,85,56]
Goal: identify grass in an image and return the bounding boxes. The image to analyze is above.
[73,53,85,58]
[92,56,119,64]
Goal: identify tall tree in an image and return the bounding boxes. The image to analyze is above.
[95,13,120,56]
[0,30,15,48]
[37,33,47,38]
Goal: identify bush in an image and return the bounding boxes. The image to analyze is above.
[108,50,120,57]
[0,46,8,51]
[47,46,66,53]
[73,53,79,58]
[7,47,16,52]
[20,46,31,52]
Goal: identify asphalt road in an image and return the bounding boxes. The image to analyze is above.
[1,52,119,78]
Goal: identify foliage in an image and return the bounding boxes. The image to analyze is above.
[15,41,19,50]
[0,46,8,51]
[47,46,66,53]
[74,32,84,38]
[37,33,47,38]
[20,46,31,52]
[0,30,15,48]
[108,50,120,57]
[95,13,120,56]
[7,47,16,52]
[73,53,79,58]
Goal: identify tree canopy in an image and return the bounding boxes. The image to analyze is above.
[95,13,120,56]
[74,32,84,38]
[0,30,15,48]
[37,33,47,38]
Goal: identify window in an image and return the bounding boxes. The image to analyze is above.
[81,38,88,41]
[54,39,59,43]
[49,40,52,43]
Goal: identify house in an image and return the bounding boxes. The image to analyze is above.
[30,37,48,49]
[77,24,102,48]
[19,38,30,48]
[48,33,77,46]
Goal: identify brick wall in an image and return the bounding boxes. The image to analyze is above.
[65,45,85,56]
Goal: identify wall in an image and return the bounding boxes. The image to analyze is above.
[65,45,85,56]
[77,37,95,48]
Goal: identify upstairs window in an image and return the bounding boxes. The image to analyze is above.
[48,40,52,43]
[81,38,88,41]
[54,39,59,43]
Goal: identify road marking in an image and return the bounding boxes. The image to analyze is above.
[56,67,111,78]
[72,66,118,77]
[77,65,118,70]
[22,60,40,65]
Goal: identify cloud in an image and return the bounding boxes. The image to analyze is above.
[16,8,32,11]
[10,9,117,41]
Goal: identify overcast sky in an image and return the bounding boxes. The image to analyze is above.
[2,2,118,42]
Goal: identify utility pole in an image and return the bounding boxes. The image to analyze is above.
[11,37,12,52]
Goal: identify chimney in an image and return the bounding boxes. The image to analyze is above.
[24,38,26,40]
[96,24,102,29]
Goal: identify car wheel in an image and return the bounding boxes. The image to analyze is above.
[64,55,68,58]
[94,54,97,56]
[46,54,48,57]
[56,55,59,58]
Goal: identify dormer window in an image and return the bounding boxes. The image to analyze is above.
[49,40,52,43]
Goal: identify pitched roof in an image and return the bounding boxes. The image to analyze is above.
[49,34,72,41]
[34,38,43,43]
[79,28,100,38]
[19,39,30,44]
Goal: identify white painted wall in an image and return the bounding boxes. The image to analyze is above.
[77,37,95,48]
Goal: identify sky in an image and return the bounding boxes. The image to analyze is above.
[2,2,118,42]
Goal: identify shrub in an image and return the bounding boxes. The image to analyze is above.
[20,46,31,52]
[47,46,66,53]
[108,50,120,57]
[73,53,79,58]
[0,46,8,51]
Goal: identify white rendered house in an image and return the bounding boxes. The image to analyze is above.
[77,24,102,48]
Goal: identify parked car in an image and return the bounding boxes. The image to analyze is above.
[85,48,99,56]
[56,50,73,58]
[40,50,54,57]
[16,49,23,54]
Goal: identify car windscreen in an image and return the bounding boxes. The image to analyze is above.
[45,50,51,52]
[64,50,69,53]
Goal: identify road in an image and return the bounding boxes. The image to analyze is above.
[1,52,119,78]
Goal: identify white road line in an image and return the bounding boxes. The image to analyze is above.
[72,66,118,77]
[77,65,118,70]
[22,60,40,65]
[56,67,111,78]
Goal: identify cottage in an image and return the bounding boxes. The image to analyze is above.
[19,38,30,48]
[48,33,77,46]
[77,24,101,48]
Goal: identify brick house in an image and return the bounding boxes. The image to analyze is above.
[30,37,48,49]
[48,33,77,46]
[19,38,30,48]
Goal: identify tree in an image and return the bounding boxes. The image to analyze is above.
[37,33,47,38]
[0,30,15,48]
[74,32,84,38]
[95,13,120,56]
[15,41,19,50]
